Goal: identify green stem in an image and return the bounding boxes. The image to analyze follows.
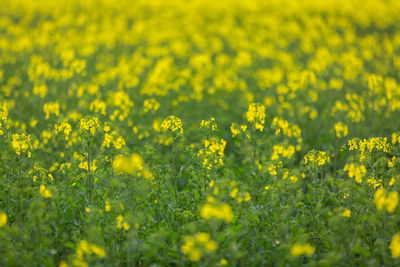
[87,129,92,204]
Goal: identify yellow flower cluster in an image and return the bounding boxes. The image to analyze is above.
[89,99,107,116]
[290,243,315,257]
[392,132,400,145]
[0,212,7,227]
[304,150,330,166]
[32,84,47,98]
[143,98,160,113]
[12,133,31,157]
[43,102,60,119]
[348,137,389,161]
[54,121,72,140]
[113,153,144,175]
[390,232,400,258]
[39,184,52,198]
[197,138,226,170]
[181,232,217,262]
[73,240,106,267]
[230,123,247,138]
[271,116,302,141]
[200,117,217,132]
[0,104,7,135]
[343,163,367,183]
[271,145,295,161]
[160,116,183,134]
[200,201,233,223]
[102,131,126,150]
[367,177,383,189]
[116,215,130,231]
[246,103,265,131]
[229,188,251,203]
[107,90,134,121]
[268,163,280,176]
[79,117,100,135]
[374,188,399,213]
[334,122,348,138]
[78,160,97,172]
[342,209,351,218]
[388,156,396,168]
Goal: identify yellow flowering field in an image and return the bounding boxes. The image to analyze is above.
[1,0,400,265]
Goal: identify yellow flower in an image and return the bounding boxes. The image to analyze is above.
[79,117,100,135]
[304,150,330,166]
[342,209,351,218]
[0,212,7,227]
[181,232,217,262]
[39,185,52,198]
[197,138,226,170]
[334,121,348,138]
[343,163,367,183]
[200,202,233,223]
[390,232,400,258]
[116,215,130,231]
[43,102,60,119]
[290,243,315,257]
[246,103,265,131]
[374,188,399,213]
[12,133,32,157]
[160,116,183,134]
[113,153,144,175]
[105,201,111,212]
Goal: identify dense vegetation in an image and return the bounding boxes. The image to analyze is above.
[1,0,400,266]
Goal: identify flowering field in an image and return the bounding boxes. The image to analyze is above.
[1,0,400,266]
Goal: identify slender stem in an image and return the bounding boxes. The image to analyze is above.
[172,136,178,206]
[252,138,257,204]
[87,128,92,204]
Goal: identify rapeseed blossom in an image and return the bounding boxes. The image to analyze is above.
[344,163,367,183]
[43,102,60,119]
[374,188,399,213]
[161,116,183,134]
[246,103,265,131]
[200,202,233,223]
[39,185,52,198]
[290,243,315,257]
[113,153,144,175]
[334,122,348,138]
[0,212,7,227]
[304,150,330,166]
[390,233,400,258]
[181,232,217,261]
[12,133,31,157]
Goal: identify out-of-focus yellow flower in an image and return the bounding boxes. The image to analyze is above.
[113,153,144,175]
[200,202,233,223]
[43,102,60,119]
[390,232,400,258]
[290,243,315,257]
[39,184,52,198]
[0,212,7,227]
[344,163,367,183]
[116,215,130,231]
[334,122,348,138]
[181,232,217,262]
[374,188,399,213]
[342,209,351,218]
